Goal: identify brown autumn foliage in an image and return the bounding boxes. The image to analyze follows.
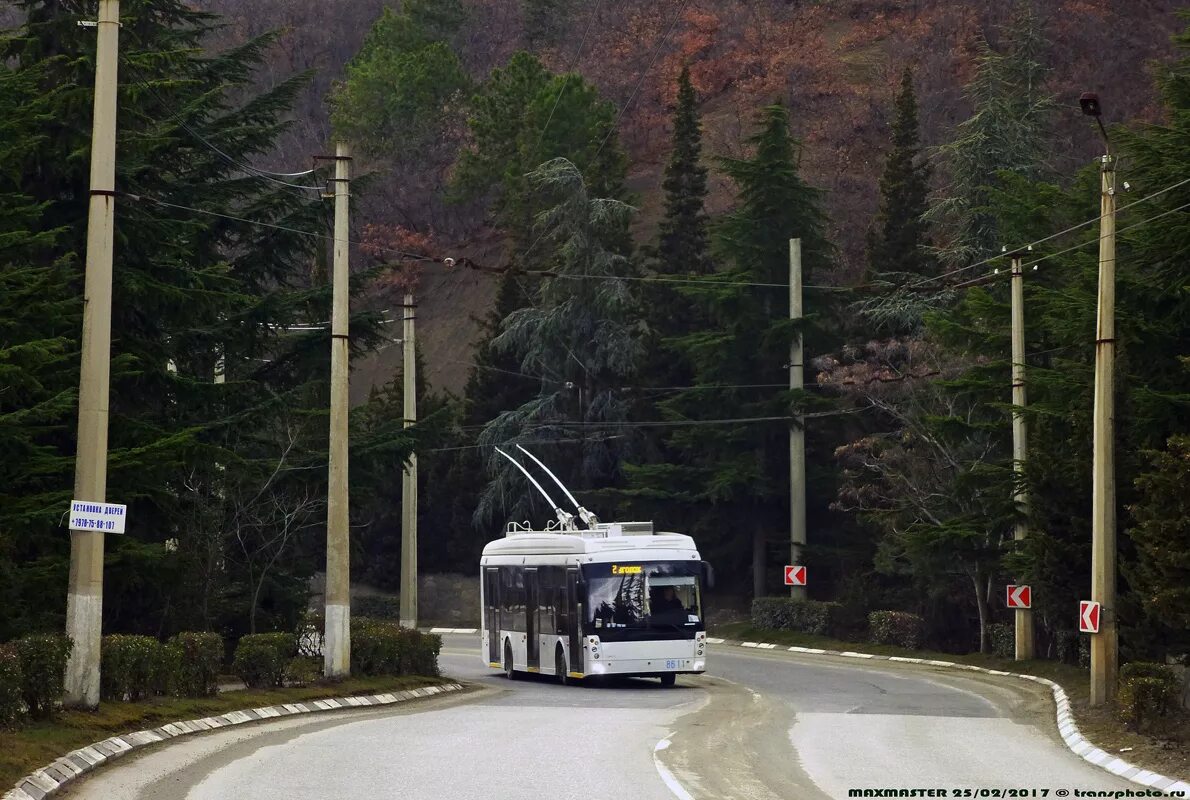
[183,0,1182,392]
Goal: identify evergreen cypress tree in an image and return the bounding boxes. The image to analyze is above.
[626,105,834,598]
[657,66,711,277]
[867,67,934,281]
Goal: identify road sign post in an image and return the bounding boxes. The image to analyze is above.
[1080,601,1101,634]
[783,565,806,587]
[1006,585,1031,609]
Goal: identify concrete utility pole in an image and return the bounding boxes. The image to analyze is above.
[324,143,352,678]
[65,0,121,710]
[1079,92,1118,707]
[1008,248,1034,661]
[1090,144,1118,707]
[789,239,807,600]
[399,295,419,629]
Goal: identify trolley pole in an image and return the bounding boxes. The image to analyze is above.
[399,294,419,629]
[1008,248,1035,661]
[324,142,352,678]
[789,239,806,600]
[65,0,121,710]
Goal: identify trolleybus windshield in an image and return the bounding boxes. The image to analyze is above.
[582,561,703,637]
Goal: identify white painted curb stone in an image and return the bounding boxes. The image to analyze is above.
[717,637,1190,795]
[2,683,465,800]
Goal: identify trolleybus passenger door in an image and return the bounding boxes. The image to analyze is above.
[566,568,582,673]
[484,568,500,664]
[525,568,539,670]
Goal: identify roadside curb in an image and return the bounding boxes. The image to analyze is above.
[2,682,465,800]
[709,637,1190,796]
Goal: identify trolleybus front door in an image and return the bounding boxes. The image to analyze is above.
[566,567,582,673]
[526,568,539,670]
[484,567,500,664]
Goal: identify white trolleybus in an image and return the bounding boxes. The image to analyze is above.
[479,445,712,686]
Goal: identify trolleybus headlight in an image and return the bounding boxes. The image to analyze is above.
[693,660,704,671]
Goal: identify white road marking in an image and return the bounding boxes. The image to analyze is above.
[653,738,696,800]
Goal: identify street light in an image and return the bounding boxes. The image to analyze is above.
[1082,91,1118,707]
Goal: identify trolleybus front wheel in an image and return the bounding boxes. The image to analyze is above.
[660,673,676,687]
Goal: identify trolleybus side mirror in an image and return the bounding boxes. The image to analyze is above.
[702,561,715,589]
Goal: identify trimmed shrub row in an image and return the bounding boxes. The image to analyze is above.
[99,632,223,702]
[351,618,440,677]
[0,644,24,729]
[1117,662,1184,732]
[233,633,296,689]
[0,634,72,726]
[987,623,1014,659]
[751,598,843,636]
[868,610,926,650]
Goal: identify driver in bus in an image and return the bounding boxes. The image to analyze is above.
[652,586,684,615]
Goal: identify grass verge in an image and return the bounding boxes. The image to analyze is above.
[711,622,1188,781]
[0,674,448,791]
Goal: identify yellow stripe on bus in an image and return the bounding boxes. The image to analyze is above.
[527,667,540,673]
[567,672,584,678]
[488,662,500,668]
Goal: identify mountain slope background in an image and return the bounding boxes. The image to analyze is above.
[68,0,1190,395]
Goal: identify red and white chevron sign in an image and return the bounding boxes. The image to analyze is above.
[784,565,806,586]
[1006,585,1031,609]
[1079,600,1101,634]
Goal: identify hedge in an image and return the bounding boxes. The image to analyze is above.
[398,628,441,677]
[987,623,1014,659]
[751,598,843,637]
[284,656,320,687]
[352,618,402,676]
[868,611,926,650]
[0,644,23,728]
[100,634,161,702]
[170,632,223,697]
[1117,662,1182,731]
[351,619,441,677]
[14,633,72,719]
[233,633,296,689]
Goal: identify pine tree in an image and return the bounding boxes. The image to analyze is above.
[451,51,627,250]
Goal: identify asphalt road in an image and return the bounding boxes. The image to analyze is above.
[58,635,1140,800]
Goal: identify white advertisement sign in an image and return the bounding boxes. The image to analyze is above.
[69,500,127,534]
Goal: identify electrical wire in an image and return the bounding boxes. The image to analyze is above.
[910,175,1190,288]
[951,199,1190,289]
[128,75,323,194]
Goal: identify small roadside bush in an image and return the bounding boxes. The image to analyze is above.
[152,641,183,697]
[987,623,1014,659]
[233,633,296,689]
[751,598,843,637]
[14,633,72,719]
[0,644,24,728]
[351,618,401,676]
[170,632,223,697]
[398,629,441,677]
[1118,662,1182,732]
[354,596,400,620]
[284,656,320,687]
[868,611,926,650]
[101,634,161,701]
